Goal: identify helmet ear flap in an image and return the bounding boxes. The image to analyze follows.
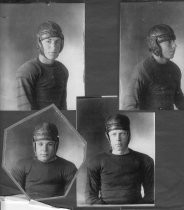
[105,132,110,141]
[32,138,37,156]
[55,137,59,152]
[105,132,113,152]
[59,38,64,53]
[153,45,161,57]
[36,37,45,55]
[147,36,162,56]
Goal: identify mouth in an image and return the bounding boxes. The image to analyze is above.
[49,52,57,54]
[170,50,175,54]
[41,154,48,157]
[115,144,122,148]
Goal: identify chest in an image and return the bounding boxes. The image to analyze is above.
[101,157,141,178]
[25,163,65,184]
[36,68,66,89]
[145,67,179,91]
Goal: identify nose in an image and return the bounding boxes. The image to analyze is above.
[42,144,48,152]
[115,133,122,141]
[50,42,56,50]
[51,41,60,51]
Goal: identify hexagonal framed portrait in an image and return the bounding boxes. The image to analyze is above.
[2,104,86,201]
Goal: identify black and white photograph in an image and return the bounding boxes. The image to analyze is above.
[1,0,184,210]
[2,105,86,201]
[76,97,155,206]
[119,1,184,110]
[0,3,84,111]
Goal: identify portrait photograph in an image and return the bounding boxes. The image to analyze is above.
[2,105,86,201]
[76,97,155,206]
[119,1,184,111]
[0,3,84,111]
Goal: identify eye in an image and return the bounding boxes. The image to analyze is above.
[45,39,52,44]
[48,142,54,146]
[55,40,61,45]
[120,131,128,137]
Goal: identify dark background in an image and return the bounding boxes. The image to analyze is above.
[119,1,184,109]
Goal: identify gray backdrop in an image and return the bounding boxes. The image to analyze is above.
[120,1,184,109]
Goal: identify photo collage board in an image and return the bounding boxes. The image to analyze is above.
[0,1,184,210]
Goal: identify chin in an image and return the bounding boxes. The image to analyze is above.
[169,52,175,59]
[47,56,57,61]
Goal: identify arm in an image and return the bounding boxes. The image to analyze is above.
[11,161,26,190]
[122,65,146,110]
[60,69,69,110]
[142,157,154,203]
[174,72,184,110]
[85,161,105,205]
[16,62,38,110]
[64,164,77,193]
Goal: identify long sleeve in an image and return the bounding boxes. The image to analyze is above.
[11,160,26,190]
[16,61,38,110]
[174,71,184,110]
[123,65,146,110]
[16,76,36,110]
[142,156,154,203]
[85,162,105,204]
[59,69,69,110]
[64,163,77,193]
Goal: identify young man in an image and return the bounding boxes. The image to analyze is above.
[85,114,154,205]
[11,122,77,199]
[16,21,68,110]
[123,24,184,110]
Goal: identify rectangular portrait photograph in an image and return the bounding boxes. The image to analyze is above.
[119,1,184,111]
[0,2,84,111]
[76,97,155,207]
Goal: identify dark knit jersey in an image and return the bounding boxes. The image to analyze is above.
[123,56,184,110]
[11,156,77,199]
[85,149,154,205]
[16,58,68,110]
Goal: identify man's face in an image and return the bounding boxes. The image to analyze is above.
[41,37,62,60]
[108,129,129,155]
[35,140,57,163]
[159,40,176,60]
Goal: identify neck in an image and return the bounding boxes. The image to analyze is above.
[152,53,169,64]
[39,54,54,64]
[112,148,129,155]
